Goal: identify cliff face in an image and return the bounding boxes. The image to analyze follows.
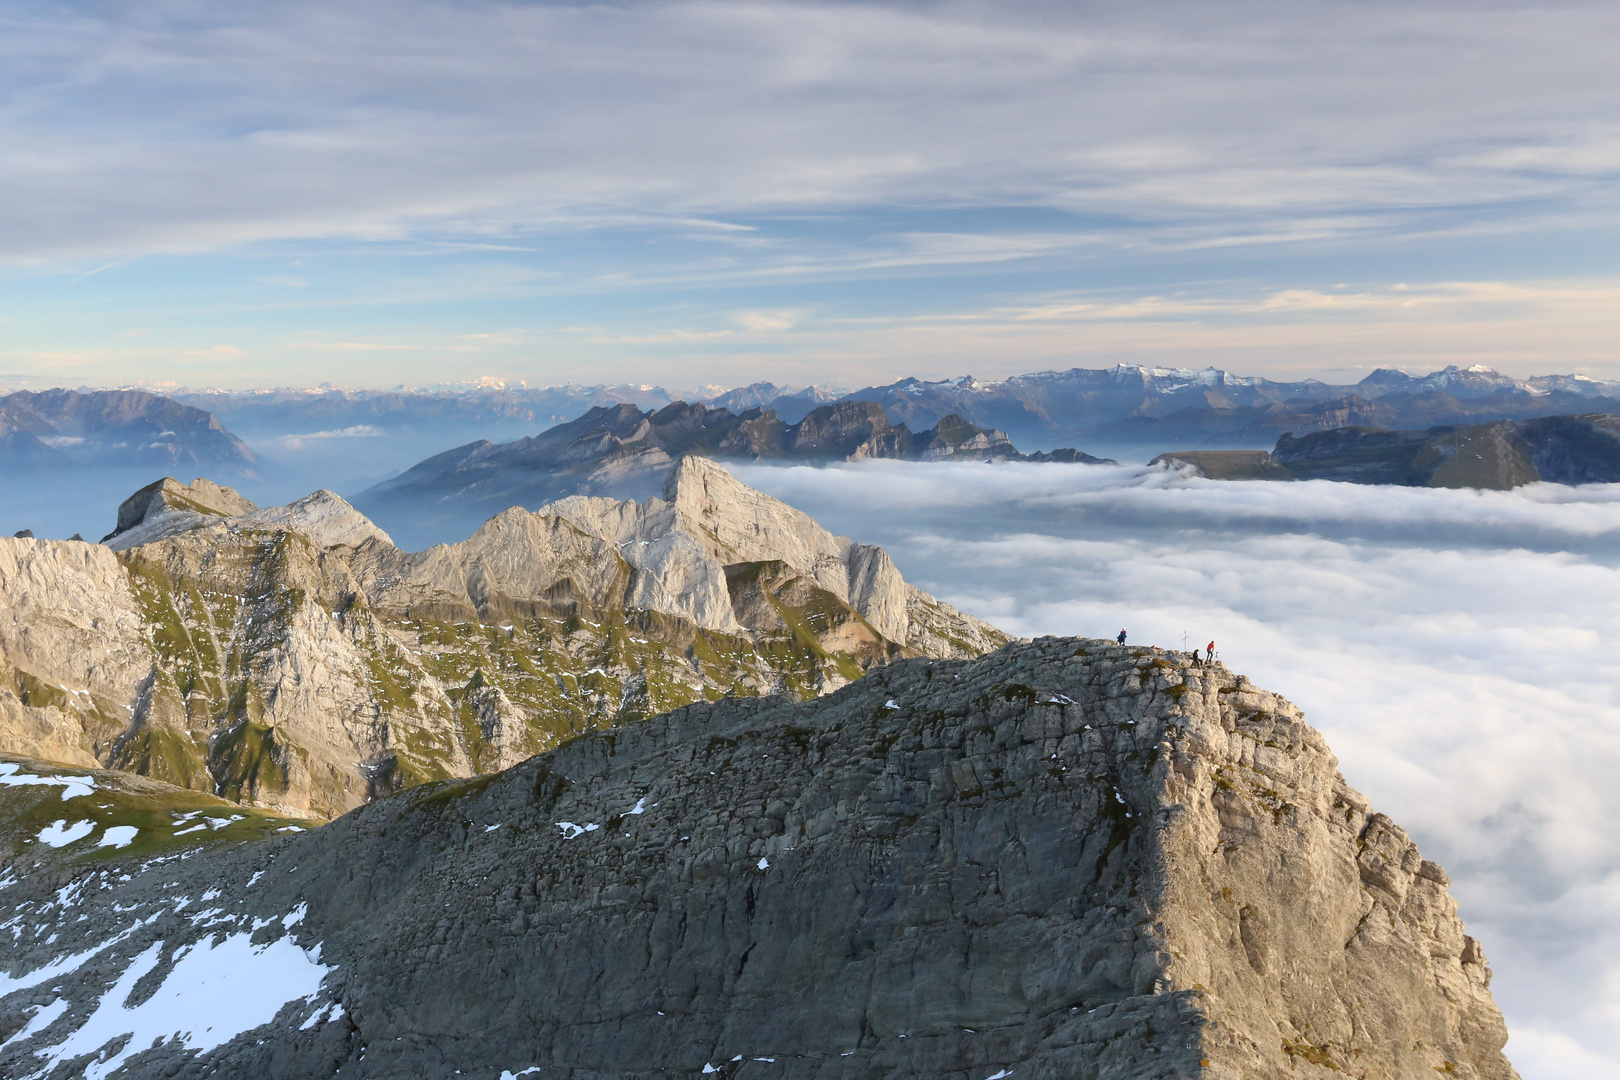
[0,638,1517,1079]
[0,460,1006,819]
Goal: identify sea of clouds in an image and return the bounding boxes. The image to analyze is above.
[733,460,1620,1079]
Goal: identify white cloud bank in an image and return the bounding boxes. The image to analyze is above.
[733,460,1620,1079]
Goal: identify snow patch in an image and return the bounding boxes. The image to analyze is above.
[37,819,95,848]
[97,826,139,849]
[0,997,68,1050]
[0,762,95,801]
[30,932,331,1079]
[556,822,600,839]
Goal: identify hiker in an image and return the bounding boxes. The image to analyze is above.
[1206,641,1215,666]
[1192,647,1201,664]
[1116,629,1127,645]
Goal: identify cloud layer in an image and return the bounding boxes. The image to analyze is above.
[3,0,1619,261]
[733,460,1620,1079]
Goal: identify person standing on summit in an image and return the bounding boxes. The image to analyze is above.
[1117,629,1127,645]
[1206,641,1215,666]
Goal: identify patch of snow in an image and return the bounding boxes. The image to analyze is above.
[172,822,210,836]
[0,916,155,998]
[247,870,265,888]
[30,931,331,1079]
[97,826,139,849]
[484,824,501,832]
[757,857,770,870]
[985,1070,1012,1079]
[299,1000,344,1030]
[282,903,307,928]
[279,826,305,833]
[702,1065,719,1074]
[0,997,69,1050]
[626,797,647,816]
[884,699,898,708]
[37,819,95,848]
[0,762,95,801]
[555,822,600,839]
[500,1069,542,1080]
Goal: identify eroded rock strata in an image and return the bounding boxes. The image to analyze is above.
[0,638,1517,1079]
[0,458,1005,819]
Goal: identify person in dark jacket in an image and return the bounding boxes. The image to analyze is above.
[1116,629,1127,645]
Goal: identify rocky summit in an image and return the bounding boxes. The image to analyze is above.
[0,458,1005,820]
[0,637,1517,1079]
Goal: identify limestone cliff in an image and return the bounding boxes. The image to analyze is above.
[0,638,1518,1079]
[0,458,1007,818]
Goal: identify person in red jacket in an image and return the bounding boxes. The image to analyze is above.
[1205,641,1215,666]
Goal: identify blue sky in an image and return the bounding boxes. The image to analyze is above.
[1,0,1618,390]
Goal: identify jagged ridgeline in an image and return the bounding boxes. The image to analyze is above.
[0,458,1007,819]
[0,639,1518,1078]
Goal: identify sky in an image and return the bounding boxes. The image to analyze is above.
[733,460,1620,1079]
[1,0,1618,391]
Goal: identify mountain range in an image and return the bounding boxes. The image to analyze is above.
[8,364,1620,542]
[170,363,1620,462]
[0,389,256,477]
[0,637,1520,1078]
[0,458,1005,819]
[354,400,1109,547]
[838,364,1620,453]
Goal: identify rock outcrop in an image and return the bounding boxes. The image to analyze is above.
[0,459,1006,818]
[0,638,1519,1079]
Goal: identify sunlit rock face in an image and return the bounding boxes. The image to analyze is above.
[0,458,1006,818]
[0,638,1516,1079]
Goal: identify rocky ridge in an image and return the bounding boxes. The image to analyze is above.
[0,460,1006,819]
[0,637,1518,1079]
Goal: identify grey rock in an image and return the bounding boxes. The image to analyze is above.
[0,638,1518,1080]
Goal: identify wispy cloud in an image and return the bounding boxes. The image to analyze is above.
[0,0,1615,262]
